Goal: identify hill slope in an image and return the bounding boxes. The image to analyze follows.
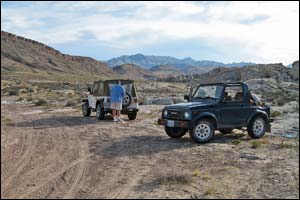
[112,64,156,80]
[1,31,118,81]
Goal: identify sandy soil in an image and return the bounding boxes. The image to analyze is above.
[1,100,299,199]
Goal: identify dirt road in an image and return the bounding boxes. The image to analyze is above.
[1,101,299,199]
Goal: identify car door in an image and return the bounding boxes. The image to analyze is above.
[219,85,252,127]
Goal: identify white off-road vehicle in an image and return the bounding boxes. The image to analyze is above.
[82,80,139,120]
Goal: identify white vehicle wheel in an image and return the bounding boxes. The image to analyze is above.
[190,120,215,143]
[247,116,266,139]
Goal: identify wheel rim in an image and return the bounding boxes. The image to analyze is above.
[253,118,265,136]
[195,123,211,140]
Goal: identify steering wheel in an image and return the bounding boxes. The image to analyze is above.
[122,92,132,107]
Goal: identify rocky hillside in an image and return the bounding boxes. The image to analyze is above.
[290,60,299,80]
[112,64,156,80]
[179,63,299,83]
[1,31,118,81]
[150,65,183,78]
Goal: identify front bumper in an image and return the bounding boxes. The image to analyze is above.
[158,118,192,129]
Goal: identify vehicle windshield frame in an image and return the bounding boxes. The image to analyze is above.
[192,84,225,100]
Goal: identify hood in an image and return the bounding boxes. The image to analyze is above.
[165,101,217,110]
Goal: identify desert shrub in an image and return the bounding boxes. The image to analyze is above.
[158,174,192,185]
[271,110,281,118]
[232,140,241,145]
[35,99,48,106]
[27,97,33,101]
[251,140,261,149]
[8,90,19,96]
[16,97,24,101]
[276,96,288,106]
[65,100,76,107]
[279,142,296,149]
[28,88,35,95]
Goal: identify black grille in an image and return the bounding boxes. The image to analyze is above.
[168,110,182,119]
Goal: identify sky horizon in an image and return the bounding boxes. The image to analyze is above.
[1,1,299,65]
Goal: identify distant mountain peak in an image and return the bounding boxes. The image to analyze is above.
[106,53,255,69]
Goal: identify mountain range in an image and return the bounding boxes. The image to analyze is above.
[106,53,256,69]
[1,31,298,82]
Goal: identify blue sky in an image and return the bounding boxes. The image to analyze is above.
[1,1,299,64]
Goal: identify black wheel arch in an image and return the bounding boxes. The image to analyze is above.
[194,112,218,128]
[247,110,269,125]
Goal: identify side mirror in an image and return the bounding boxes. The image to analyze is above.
[184,95,190,101]
[88,87,91,94]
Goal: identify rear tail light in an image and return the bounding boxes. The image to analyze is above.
[133,98,138,103]
[107,97,110,102]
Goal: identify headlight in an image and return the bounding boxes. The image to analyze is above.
[184,112,189,119]
[163,110,168,117]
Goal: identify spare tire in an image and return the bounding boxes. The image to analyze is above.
[122,92,132,107]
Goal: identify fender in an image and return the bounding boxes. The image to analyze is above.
[247,109,269,124]
[194,112,218,127]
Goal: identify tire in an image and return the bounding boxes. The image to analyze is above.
[122,92,132,107]
[219,128,233,134]
[247,116,266,139]
[96,103,105,120]
[165,127,187,138]
[82,101,91,117]
[128,112,137,120]
[189,120,215,143]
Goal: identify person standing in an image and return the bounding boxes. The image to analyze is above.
[110,81,125,122]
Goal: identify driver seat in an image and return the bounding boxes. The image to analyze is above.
[234,92,243,101]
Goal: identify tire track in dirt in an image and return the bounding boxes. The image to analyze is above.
[1,115,58,198]
[1,128,35,197]
[100,126,160,199]
[63,140,89,199]
[15,115,91,199]
[105,164,153,199]
[1,131,30,182]
[1,106,34,183]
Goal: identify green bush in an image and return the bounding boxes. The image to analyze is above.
[8,90,19,96]
[232,140,241,145]
[271,110,281,118]
[251,140,261,149]
[16,97,24,101]
[65,100,76,107]
[276,96,287,106]
[35,99,48,106]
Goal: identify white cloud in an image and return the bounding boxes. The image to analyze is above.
[1,1,299,64]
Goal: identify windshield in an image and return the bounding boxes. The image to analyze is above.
[193,85,224,99]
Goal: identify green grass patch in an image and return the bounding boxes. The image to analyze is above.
[35,99,48,106]
[65,100,77,107]
[158,174,193,186]
[251,140,261,149]
[271,110,281,118]
[232,139,241,145]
